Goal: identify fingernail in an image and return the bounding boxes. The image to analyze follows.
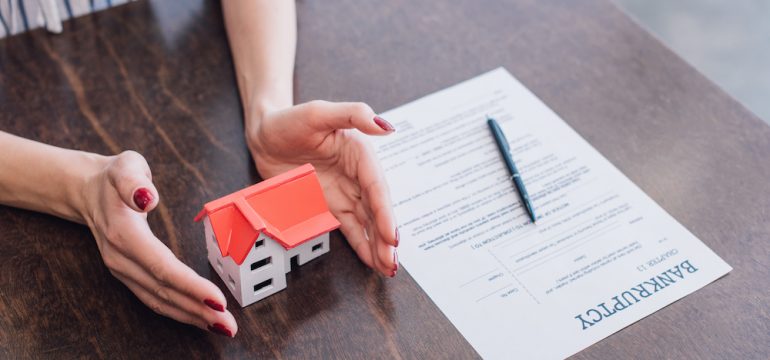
[208,323,233,337]
[394,227,400,247]
[374,116,395,132]
[133,188,153,211]
[204,299,224,312]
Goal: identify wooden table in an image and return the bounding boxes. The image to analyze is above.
[1,1,768,358]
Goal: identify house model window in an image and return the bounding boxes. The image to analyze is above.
[194,164,341,307]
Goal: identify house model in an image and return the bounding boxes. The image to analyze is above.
[194,164,340,307]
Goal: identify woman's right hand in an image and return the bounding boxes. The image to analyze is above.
[79,151,238,337]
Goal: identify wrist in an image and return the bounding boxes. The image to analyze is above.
[245,96,289,122]
[0,132,110,225]
[244,97,289,146]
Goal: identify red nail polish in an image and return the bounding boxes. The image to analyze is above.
[208,323,232,337]
[133,188,153,210]
[204,299,224,312]
[395,227,400,247]
[374,116,395,132]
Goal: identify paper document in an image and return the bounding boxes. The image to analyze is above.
[374,68,731,359]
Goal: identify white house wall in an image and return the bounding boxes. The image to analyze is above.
[237,233,287,306]
[283,233,330,273]
[205,217,248,306]
[203,216,332,307]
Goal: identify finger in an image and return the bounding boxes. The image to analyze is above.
[365,219,396,277]
[107,150,160,212]
[338,212,376,269]
[375,231,398,277]
[115,272,206,329]
[353,201,386,275]
[108,250,238,334]
[115,273,236,337]
[298,100,395,135]
[356,141,398,247]
[362,177,398,247]
[139,241,230,314]
[114,215,230,315]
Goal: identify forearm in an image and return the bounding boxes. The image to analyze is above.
[0,131,105,223]
[222,0,296,126]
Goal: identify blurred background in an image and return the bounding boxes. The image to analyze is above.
[2,0,767,126]
[614,0,770,125]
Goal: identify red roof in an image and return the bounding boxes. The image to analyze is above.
[194,164,340,265]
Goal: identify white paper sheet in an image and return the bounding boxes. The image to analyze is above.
[373,68,732,359]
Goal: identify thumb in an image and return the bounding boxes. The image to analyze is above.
[107,151,160,213]
[299,100,396,135]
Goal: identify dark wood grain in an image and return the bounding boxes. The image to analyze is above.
[0,0,768,358]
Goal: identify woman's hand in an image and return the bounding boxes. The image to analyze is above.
[245,101,399,277]
[79,151,237,337]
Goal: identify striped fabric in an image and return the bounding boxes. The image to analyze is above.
[0,0,135,38]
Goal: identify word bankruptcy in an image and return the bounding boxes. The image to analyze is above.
[575,259,699,330]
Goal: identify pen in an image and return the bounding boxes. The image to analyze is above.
[486,116,537,223]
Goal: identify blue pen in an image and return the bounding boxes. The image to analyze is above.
[487,116,537,223]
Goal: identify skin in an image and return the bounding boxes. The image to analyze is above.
[0,0,398,337]
[0,135,238,334]
[223,0,399,277]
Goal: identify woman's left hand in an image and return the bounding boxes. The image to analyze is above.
[245,100,399,277]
